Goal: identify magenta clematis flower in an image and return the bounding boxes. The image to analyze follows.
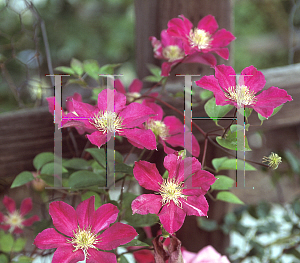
[150,29,217,76]
[114,79,158,103]
[0,196,39,234]
[143,102,200,157]
[63,88,157,149]
[34,196,138,263]
[182,245,231,263]
[195,65,293,118]
[167,15,235,60]
[131,154,216,234]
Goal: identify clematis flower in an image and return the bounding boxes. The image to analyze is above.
[0,196,39,234]
[195,65,293,118]
[143,102,200,157]
[182,245,231,263]
[167,15,235,60]
[34,196,138,263]
[131,153,216,234]
[114,79,158,103]
[63,88,157,149]
[150,29,217,76]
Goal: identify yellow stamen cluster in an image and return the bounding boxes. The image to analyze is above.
[146,120,169,140]
[188,28,211,50]
[162,45,185,62]
[159,178,187,208]
[262,152,282,170]
[4,211,24,233]
[225,85,257,107]
[68,226,100,257]
[89,110,123,134]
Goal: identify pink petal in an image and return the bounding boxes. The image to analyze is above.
[52,246,84,263]
[253,86,292,118]
[163,116,183,135]
[240,65,266,94]
[143,102,164,121]
[181,195,208,216]
[97,89,126,114]
[129,79,143,93]
[0,212,3,223]
[158,202,186,234]
[22,215,40,226]
[163,154,182,180]
[197,15,218,35]
[20,198,32,216]
[160,138,177,155]
[87,249,117,263]
[161,62,173,76]
[91,203,119,233]
[131,194,162,215]
[87,131,110,148]
[49,201,78,237]
[121,103,154,128]
[183,52,217,66]
[114,79,126,94]
[46,97,55,115]
[192,245,231,262]
[195,76,228,106]
[33,228,68,249]
[96,222,137,250]
[123,128,157,150]
[66,92,82,112]
[212,47,230,60]
[214,64,236,92]
[71,100,96,129]
[210,29,235,48]
[149,36,163,59]
[167,15,192,37]
[133,161,162,191]
[76,196,95,230]
[3,196,15,213]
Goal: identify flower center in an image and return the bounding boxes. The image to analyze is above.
[225,85,257,106]
[162,45,185,62]
[262,152,282,170]
[159,178,187,208]
[5,211,24,232]
[146,120,169,140]
[68,227,100,256]
[188,28,211,50]
[89,110,123,134]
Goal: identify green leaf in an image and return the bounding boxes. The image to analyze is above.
[39,174,54,187]
[147,64,161,77]
[11,171,34,188]
[197,217,218,231]
[230,124,250,132]
[0,231,14,253]
[69,171,106,189]
[63,158,90,170]
[204,97,234,125]
[67,79,87,87]
[143,75,162,83]
[238,107,253,118]
[115,150,123,163]
[115,163,133,175]
[122,193,159,227]
[55,66,75,75]
[216,191,244,204]
[212,157,228,171]
[284,149,300,174]
[70,58,84,76]
[199,90,213,101]
[14,256,33,263]
[211,175,234,190]
[0,254,8,263]
[12,238,26,252]
[85,148,106,168]
[83,59,100,80]
[118,255,129,263]
[216,130,251,151]
[212,157,256,172]
[120,239,150,247]
[258,104,283,123]
[33,152,54,170]
[40,162,68,175]
[99,63,121,75]
[81,191,102,209]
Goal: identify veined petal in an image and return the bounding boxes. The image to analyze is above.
[183,52,217,66]
[181,195,208,217]
[114,79,126,94]
[97,89,126,114]
[161,62,173,76]
[210,29,235,48]
[240,66,266,94]
[91,203,119,233]
[123,128,157,150]
[253,86,292,118]
[20,198,32,216]
[133,161,162,191]
[96,222,137,250]
[129,79,143,93]
[163,116,183,135]
[76,196,95,230]
[160,138,177,155]
[131,194,162,215]
[49,201,78,237]
[46,97,55,115]
[87,249,117,263]
[167,15,193,37]
[214,64,236,92]
[143,102,164,121]
[87,131,110,148]
[34,228,68,249]
[197,15,218,35]
[212,47,229,60]
[121,103,154,128]
[3,196,16,213]
[22,215,40,226]
[195,76,228,106]
[158,202,186,234]
[163,154,182,181]
[52,245,84,263]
